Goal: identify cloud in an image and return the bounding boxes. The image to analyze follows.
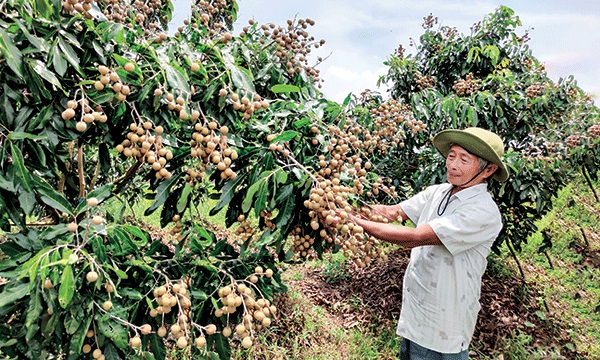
[320,65,390,102]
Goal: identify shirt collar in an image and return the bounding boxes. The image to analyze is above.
[448,182,489,201]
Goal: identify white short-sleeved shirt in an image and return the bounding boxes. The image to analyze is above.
[396,182,502,353]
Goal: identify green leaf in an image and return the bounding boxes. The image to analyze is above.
[272,130,298,143]
[119,288,143,300]
[97,319,128,350]
[275,195,295,228]
[52,41,68,76]
[34,0,55,19]
[7,131,47,141]
[227,63,256,93]
[58,265,75,309]
[28,58,63,90]
[25,286,43,341]
[34,175,74,215]
[0,281,28,308]
[145,177,175,215]
[210,174,243,215]
[177,183,193,213]
[242,178,265,213]
[58,36,80,70]
[18,190,36,216]
[10,143,33,192]
[0,29,24,79]
[271,84,301,93]
[164,63,190,93]
[69,313,92,354]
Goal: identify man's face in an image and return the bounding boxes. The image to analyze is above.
[445,145,485,188]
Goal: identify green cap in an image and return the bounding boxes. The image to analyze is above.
[433,127,509,182]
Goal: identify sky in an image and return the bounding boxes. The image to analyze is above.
[170,0,600,103]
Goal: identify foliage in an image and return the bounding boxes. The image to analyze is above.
[0,0,416,358]
[378,6,600,253]
[1,1,598,359]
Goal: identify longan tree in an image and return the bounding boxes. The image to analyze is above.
[378,6,600,263]
[0,0,421,359]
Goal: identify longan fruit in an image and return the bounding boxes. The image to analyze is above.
[157,326,167,337]
[86,271,98,283]
[124,62,135,72]
[205,324,217,335]
[129,336,141,347]
[43,278,53,289]
[195,336,206,347]
[67,222,78,232]
[62,108,76,120]
[87,197,99,207]
[177,336,188,349]
[76,121,87,132]
[241,336,252,349]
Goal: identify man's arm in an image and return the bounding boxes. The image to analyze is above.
[348,213,443,249]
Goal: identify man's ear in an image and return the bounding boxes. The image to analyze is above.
[484,163,499,179]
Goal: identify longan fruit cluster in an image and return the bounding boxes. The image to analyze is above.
[589,124,600,139]
[149,281,191,318]
[116,121,174,179]
[525,82,546,98]
[96,0,169,34]
[233,214,253,242]
[94,63,133,102]
[168,214,185,244]
[452,73,481,96]
[565,133,581,148]
[369,99,425,140]
[241,18,326,86]
[185,0,235,36]
[61,0,94,19]
[221,89,270,120]
[61,96,108,133]
[214,268,277,349]
[190,120,238,182]
[414,73,436,90]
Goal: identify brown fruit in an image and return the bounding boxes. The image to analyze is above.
[86,271,99,283]
[140,324,152,335]
[62,108,76,120]
[76,121,87,132]
[157,326,167,337]
[87,197,99,207]
[190,63,200,72]
[102,300,113,311]
[241,336,252,349]
[177,336,188,349]
[205,324,217,335]
[195,336,207,347]
[124,62,135,72]
[67,222,78,232]
[129,335,141,347]
[43,278,53,289]
[91,215,104,225]
[92,349,102,359]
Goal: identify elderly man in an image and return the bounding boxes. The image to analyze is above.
[348,127,509,359]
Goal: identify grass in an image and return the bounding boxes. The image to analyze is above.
[498,178,600,358]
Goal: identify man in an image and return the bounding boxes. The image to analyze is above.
[347,127,509,359]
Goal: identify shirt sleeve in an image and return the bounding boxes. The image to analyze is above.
[428,200,502,255]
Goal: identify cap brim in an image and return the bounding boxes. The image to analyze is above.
[433,130,509,182]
